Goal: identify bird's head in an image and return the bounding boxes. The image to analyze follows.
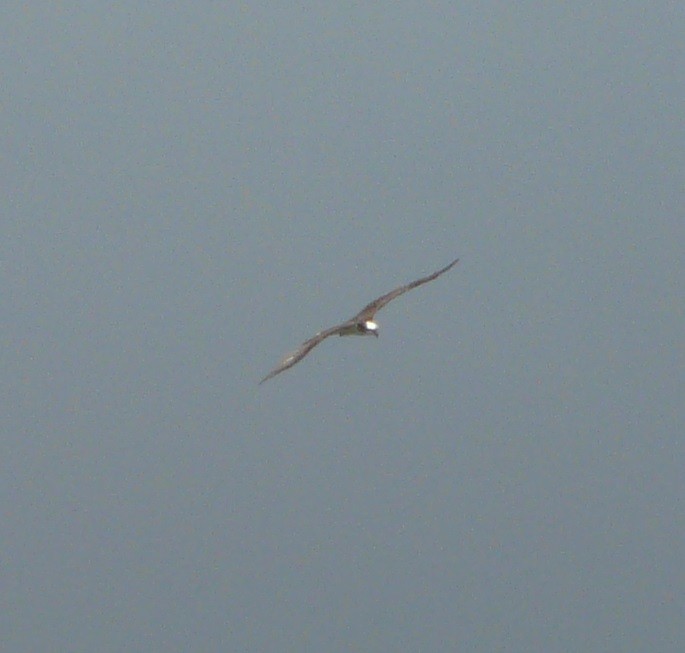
[364,320,379,337]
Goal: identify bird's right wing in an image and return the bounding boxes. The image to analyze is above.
[259,322,351,384]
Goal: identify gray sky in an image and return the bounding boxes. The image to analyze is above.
[2,3,683,651]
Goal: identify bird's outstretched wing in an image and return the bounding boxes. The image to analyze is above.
[352,258,459,322]
[259,322,353,384]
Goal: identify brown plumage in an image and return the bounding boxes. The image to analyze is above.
[259,258,459,384]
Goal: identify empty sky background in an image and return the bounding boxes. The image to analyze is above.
[2,3,683,651]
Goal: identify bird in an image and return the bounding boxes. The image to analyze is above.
[259,257,459,384]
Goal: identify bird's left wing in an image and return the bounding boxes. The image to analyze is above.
[352,258,459,322]
[259,322,352,384]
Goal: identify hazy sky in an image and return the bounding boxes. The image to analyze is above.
[2,3,683,651]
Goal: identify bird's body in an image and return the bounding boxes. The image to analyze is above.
[337,320,378,337]
[259,258,459,384]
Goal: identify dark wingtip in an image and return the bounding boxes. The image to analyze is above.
[440,258,460,274]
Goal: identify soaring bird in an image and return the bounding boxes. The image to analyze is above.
[259,258,459,384]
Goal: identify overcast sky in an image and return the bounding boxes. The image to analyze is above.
[2,3,683,651]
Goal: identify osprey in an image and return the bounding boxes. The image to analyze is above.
[259,258,459,384]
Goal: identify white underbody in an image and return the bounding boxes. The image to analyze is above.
[339,320,378,336]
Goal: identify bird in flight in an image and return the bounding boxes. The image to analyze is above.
[259,258,459,384]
